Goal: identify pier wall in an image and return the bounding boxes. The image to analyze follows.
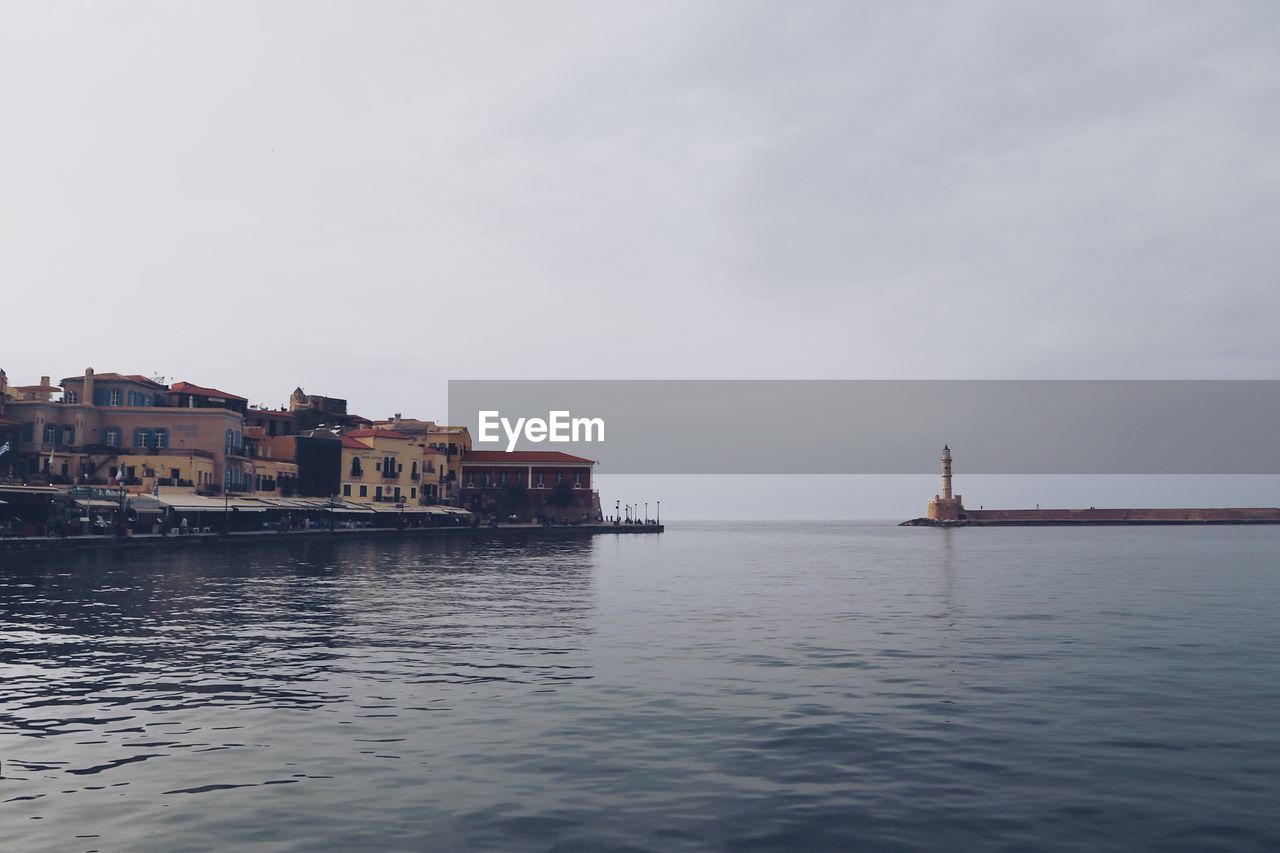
[964,507,1280,523]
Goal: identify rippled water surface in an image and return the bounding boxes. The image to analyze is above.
[3,523,1280,851]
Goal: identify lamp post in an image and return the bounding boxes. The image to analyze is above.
[223,477,230,536]
[645,502,648,524]
[656,501,660,526]
[329,493,338,532]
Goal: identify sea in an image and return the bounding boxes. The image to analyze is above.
[2,522,1278,851]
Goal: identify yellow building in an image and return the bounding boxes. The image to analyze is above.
[426,424,469,499]
[111,451,218,495]
[339,429,421,504]
[369,417,471,504]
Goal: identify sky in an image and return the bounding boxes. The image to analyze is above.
[3,2,1278,517]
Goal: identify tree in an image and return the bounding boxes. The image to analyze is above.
[500,480,528,516]
[547,478,574,510]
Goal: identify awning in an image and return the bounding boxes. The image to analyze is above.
[75,499,124,510]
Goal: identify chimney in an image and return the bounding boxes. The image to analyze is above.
[83,368,95,407]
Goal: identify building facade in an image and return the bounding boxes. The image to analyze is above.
[3,368,252,493]
[459,450,598,521]
[339,429,421,504]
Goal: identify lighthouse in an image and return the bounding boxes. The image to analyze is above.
[941,444,953,500]
[927,445,964,521]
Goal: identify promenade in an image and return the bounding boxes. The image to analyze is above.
[0,522,663,554]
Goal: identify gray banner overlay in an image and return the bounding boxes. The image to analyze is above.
[447,380,1280,474]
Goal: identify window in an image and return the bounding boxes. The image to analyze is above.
[65,390,78,404]
[134,428,150,448]
[410,487,416,499]
[109,389,123,406]
[343,484,351,497]
[103,427,121,447]
[153,428,168,449]
[359,485,368,497]
[43,424,57,444]
[62,425,75,445]
[411,461,418,479]
[351,457,362,476]
[375,461,381,471]
[226,429,233,453]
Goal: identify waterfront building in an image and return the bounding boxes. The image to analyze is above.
[339,428,421,504]
[427,424,470,494]
[243,426,300,496]
[295,429,342,497]
[371,416,471,504]
[420,444,447,504]
[246,405,300,438]
[166,381,250,414]
[459,450,598,522]
[2,368,251,493]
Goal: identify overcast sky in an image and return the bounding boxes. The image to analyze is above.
[3,2,1278,517]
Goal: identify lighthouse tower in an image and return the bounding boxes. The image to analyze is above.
[927,445,965,521]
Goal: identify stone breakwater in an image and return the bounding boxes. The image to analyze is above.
[0,523,663,553]
[902,508,1280,526]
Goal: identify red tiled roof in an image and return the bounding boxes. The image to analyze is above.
[341,435,372,450]
[345,428,411,440]
[422,445,446,454]
[60,372,167,388]
[169,381,247,401]
[462,450,595,465]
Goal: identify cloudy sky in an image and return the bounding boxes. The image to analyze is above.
[3,2,1278,516]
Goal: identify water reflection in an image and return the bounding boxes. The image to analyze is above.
[1,537,596,848]
[4,525,1280,852]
